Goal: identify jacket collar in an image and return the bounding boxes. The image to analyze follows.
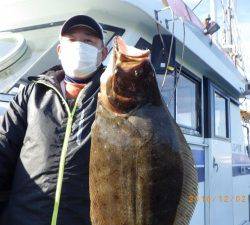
[33,64,105,98]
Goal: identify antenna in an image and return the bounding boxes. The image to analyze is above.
[210,0,218,43]
[220,0,247,80]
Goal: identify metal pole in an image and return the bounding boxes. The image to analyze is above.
[229,0,233,45]
[221,0,227,46]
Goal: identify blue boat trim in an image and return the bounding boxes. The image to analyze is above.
[192,149,205,165]
[191,149,205,183]
[232,154,250,177]
[232,165,250,177]
[196,167,205,183]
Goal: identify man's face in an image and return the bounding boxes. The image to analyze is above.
[57,26,108,62]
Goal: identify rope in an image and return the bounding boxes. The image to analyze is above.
[192,0,204,11]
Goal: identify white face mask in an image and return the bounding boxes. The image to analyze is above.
[59,40,102,79]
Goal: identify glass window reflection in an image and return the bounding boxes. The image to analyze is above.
[156,74,175,117]
[214,92,227,137]
[176,75,197,129]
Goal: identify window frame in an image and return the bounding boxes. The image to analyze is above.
[134,38,203,137]
[205,80,231,140]
[135,37,152,50]
[156,72,176,117]
[242,124,250,157]
[175,68,202,136]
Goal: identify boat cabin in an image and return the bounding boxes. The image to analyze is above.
[0,0,249,224]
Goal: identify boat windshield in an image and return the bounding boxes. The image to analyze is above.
[0,22,125,117]
[0,23,125,93]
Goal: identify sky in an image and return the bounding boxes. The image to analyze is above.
[183,0,250,79]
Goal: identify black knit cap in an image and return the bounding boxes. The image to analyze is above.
[61,15,104,40]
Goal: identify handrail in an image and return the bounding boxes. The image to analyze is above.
[187,141,209,147]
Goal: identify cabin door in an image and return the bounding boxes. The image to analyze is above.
[207,139,234,225]
[205,82,234,225]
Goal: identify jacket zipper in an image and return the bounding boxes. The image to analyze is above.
[36,81,84,225]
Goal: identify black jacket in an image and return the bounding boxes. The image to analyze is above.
[0,65,104,225]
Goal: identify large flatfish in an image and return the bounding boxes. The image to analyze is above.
[89,36,198,225]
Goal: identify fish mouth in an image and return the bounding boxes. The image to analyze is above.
[115,36,150,59]
[100,36,161,114]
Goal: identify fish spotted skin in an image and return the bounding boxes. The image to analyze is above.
[89,36,198,225]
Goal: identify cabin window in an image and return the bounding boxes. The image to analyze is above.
[100,24,125,52]
[204,80,231,139]
[135,38,202,135]
[214,92,228,138]
[135,38,151,50]
[135,37,175,116]
[157,71,201,135]
[242,125,250,157]
[156,74,175,116]
[176,74,200,132]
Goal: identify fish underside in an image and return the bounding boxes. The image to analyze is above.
[89,36,198,225]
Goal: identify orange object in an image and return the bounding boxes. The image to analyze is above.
[64,81,86,99]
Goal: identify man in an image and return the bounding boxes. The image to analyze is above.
[0,15,108,225]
